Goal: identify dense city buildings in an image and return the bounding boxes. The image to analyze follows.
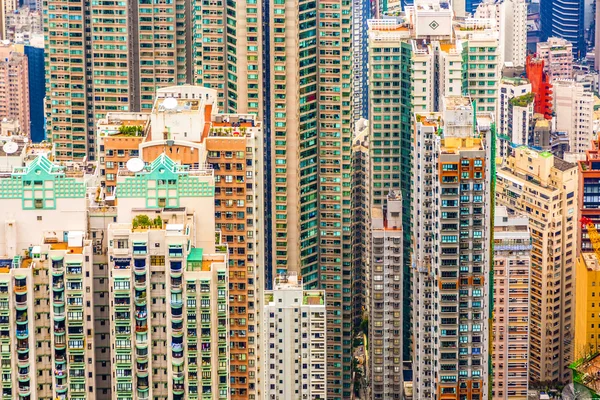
[262,273,327,399]
[369,191,403,400]
[492,206,531,400]
[43,0,263,162]
[367,0,500,364]
[496,146,577,384]
[0,44,29,139]
[267,1,354,397]
[554,79,594,154]
[540,0,585,58]
[412,97,494,399]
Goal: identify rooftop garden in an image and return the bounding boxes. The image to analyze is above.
[132,215,163,229]
[117,125,144,136]
[509,92,534,107]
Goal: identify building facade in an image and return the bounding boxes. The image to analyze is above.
[492,207,531,400]
[497,77,533,157]
[574,253,600,361]
[0,44,29,139]
[540,0,585,59]
[578,138,600,252]
[262,273,327,399]
[554,79,594,154]
[369,191,403,400]
[496,147,577,384]
[536,37,574,81]
[413,97,494,399]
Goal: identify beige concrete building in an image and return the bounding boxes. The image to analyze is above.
[369,191,403,400]
[496,146,578,384]
[492,207,531,399]
[263,273,327,399]
[412,97,494,400]
[537,37,574,81]
[553,79,594,154]
[0,44,29,139]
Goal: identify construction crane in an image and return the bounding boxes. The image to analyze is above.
[581,217,600,260]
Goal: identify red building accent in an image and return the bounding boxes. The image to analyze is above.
[526,55,553,120]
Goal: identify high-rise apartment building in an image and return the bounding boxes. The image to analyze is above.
[578,137,600,252]
[496,146,577,384]
[352,0,370,120]
[368,1,500,363]
[267,2,353,397]
[536,38,574,81]
[44,0,262,161]
[492,206,531,400]
[474,0,528,68]
[369,191,403,400]
[351,119,370,329]
[0,44,30,139]
[262,273,327,399]
[96,86,265,399]
[540,0,585,58]
[574,253,600,361]
[497,77,533,156]
[412,97,494,399]
[554,79,594,154]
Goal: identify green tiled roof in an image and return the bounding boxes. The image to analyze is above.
[187,248,203,263]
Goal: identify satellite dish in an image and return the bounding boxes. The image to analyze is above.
[22,138,29,143]
[162,97,178,111]
[126,158,145,173]
[3,142,18,155]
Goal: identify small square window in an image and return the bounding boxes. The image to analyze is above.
[37,216,42,221]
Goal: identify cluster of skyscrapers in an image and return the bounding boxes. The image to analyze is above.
[3,0,600,398]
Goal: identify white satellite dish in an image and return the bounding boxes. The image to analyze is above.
[162,97,178,111]
[22,138,29,143]
[126,158,145,173]
[3,142,18,155]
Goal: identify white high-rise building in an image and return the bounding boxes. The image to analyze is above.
[497,77,533,156]
[554,79,594,154]
[474,0,527,67]
[413,97,494,400]
[263,273,326,399]
[369,191,403,400]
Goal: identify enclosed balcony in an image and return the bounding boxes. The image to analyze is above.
[137,376,149,390]
[66,265,82,276]
[15,294,27,310]
[135,322,147,333]
[114,297,131,308]
[16,339,29,354]
[134,275,146,288]
[171,277,182,291]
[134,259,146,273]
[168,245,183,258]
[170,261,182,276]
[17,366,29,382]
[135,306,147,321]
[52,277,64,292]
[15,328,28,340]
[52,292,64,305]
[133,242,147,256]
[134,290,146,306]
[15,310,27,325]
[51,259,64,275]
[14,278,27,294]
[172,321,183,336]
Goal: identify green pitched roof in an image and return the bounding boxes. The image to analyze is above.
[187,248,203,263]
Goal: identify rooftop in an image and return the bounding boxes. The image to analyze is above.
[582,252,600,272]
[553,157,576,172]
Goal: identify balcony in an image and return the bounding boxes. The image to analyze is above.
[52,281,64,291]
[15,330,28,340]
